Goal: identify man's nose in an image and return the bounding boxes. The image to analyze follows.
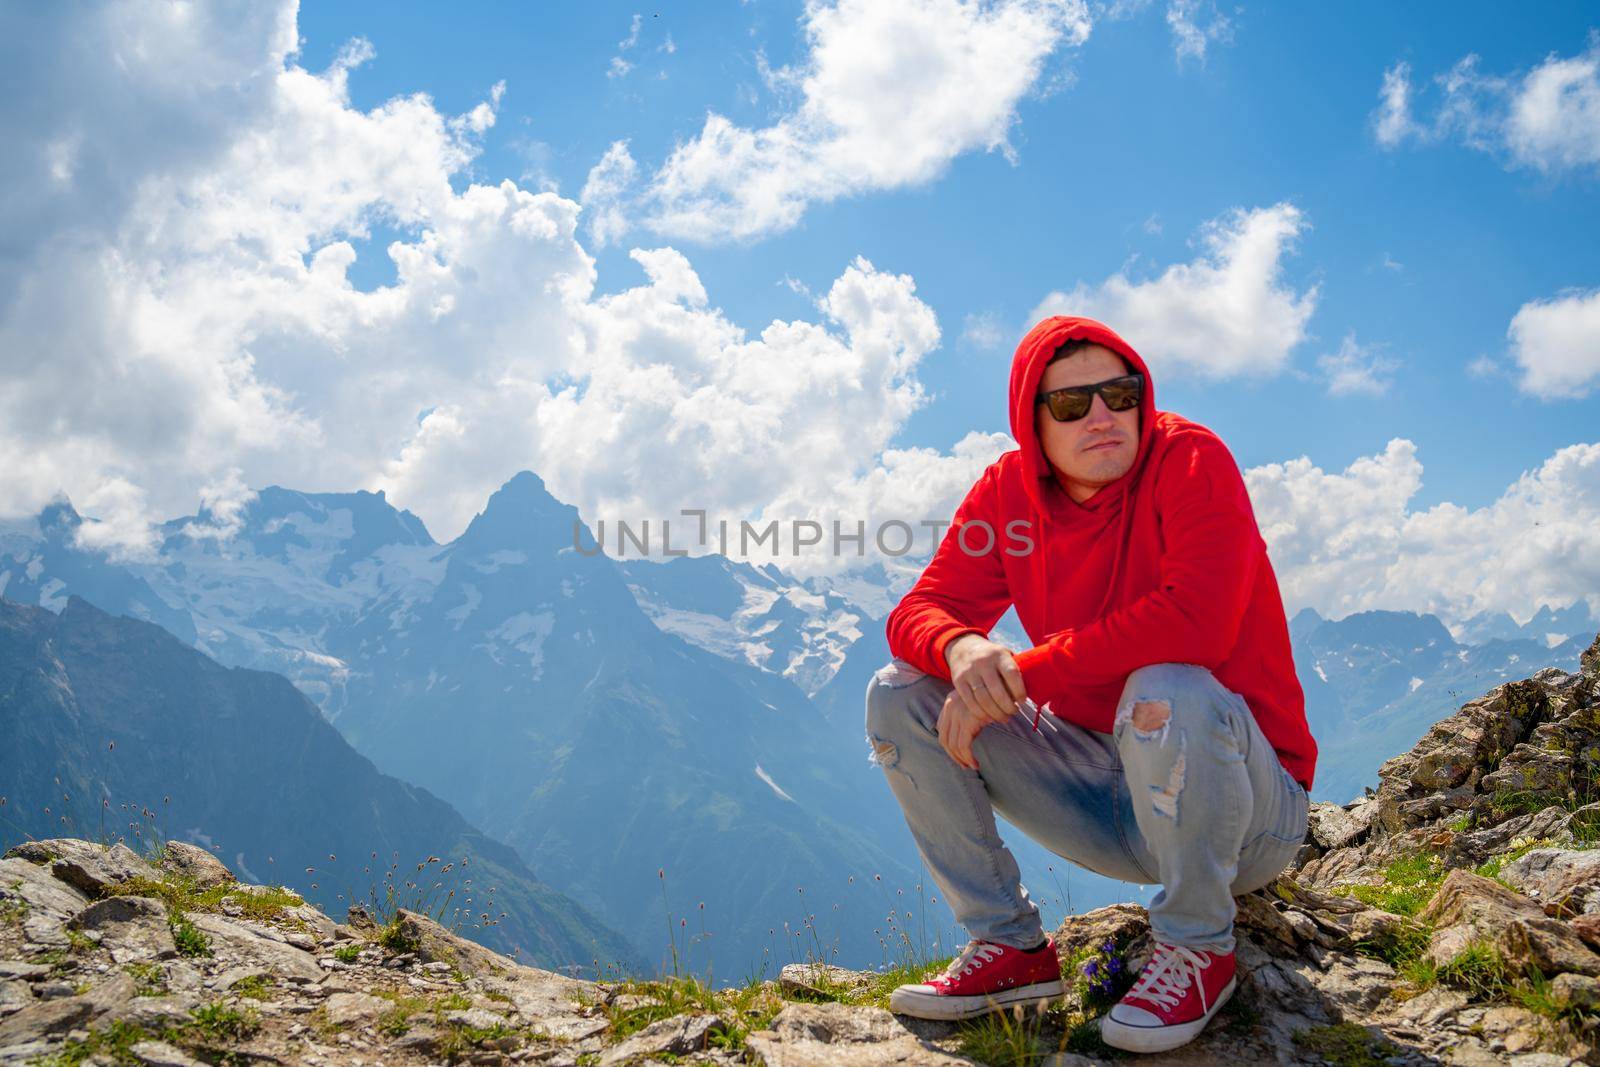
[1083,394,1116,426]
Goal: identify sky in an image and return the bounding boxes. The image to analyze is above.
[1,0,1598,628]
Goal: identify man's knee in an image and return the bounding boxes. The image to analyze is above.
[1113,662,1225,740]
[864,661,915,738]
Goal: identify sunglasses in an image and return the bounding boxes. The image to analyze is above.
[1035,373,1144,423]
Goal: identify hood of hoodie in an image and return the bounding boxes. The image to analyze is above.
[1007,315,1158,515]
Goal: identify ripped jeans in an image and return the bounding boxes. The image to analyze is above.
[864,659,1309,954]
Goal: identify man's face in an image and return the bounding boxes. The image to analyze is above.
[1034,344,1141,503]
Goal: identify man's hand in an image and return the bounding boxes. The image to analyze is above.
[937,634,1028,769]
[945,634,1027,723]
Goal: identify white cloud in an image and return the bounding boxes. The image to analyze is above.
[1317,333,1399,397]
[0,0,989,562]
[640,0,1093,242]
[1247,439,1600,627]
[1097,0,1233,65]
[1373,35,1600,175]
[961,312,1010,350]
[1165,0,1231,65]
[1507,286,1600,398]
[1373,62,1422,148]
[1029,203,1317,380]
[581,140,639,246]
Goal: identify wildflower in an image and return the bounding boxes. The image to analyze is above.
[1102,940,1115,953]
[1107,957,1121,974]
[1082,960,1099,978]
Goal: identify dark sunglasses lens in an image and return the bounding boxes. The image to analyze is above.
[1048,391,1092,421]
[1101,378,1142,411]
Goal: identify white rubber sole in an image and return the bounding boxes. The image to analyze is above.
[888,979,1065,1021]
[1098,974,1237,1053]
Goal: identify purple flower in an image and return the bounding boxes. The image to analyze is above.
[1101,940,1116,953]
[1082,960,1099,978]
[1107,958,1122,974]
[1098,979,1113,996]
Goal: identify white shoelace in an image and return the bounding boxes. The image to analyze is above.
[940,939,1003,980]
[1126,942,1212,1012]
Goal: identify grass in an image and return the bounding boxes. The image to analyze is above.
[333,941,362,963]
[1473,836,1554,882]
[186,1001,261,1043]
[231,974,273,1000]
[33,1000,260,1067]
[112,874,304,926]
[1333,850,1448,917]
[1352,916,1437,994]
[1293,1022,1406,1066]
[168,910,211,958]
[376,914,423,955]
[956,1002,1051,1066]
[1437,936,1509,1001]
[123,961,167,997]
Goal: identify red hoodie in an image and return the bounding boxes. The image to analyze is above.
[885,315,1317,791]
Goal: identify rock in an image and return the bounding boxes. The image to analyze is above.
[1049,902,1151,967]
[386,909,508,978]
[155,842,234,889]
[67,894,174,962]
[445,1007,509,1030]
[0,964,48,981]
[209,965,270,992]
[0,995,94,1047]
[129,1040,206,1067]
[0,982,32,1018]
[597,1012,725,1066]
[746,1003,971,1067]
[1551,972,1600,1012]
[0,974,134,1046]
[111,994,203,1030]
[1419,869,1600,976]
[1502,848,1600,916]
[186,912,322,982]
[778,963,873,999]
[324,991,390,1028]
[0,857,90,924]
[3,840,159,897]
[1571,913,1600,951]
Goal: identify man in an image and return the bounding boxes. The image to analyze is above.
[864,315,1316,1054]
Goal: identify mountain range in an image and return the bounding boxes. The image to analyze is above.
[2,471,1595,977]
[0,594,637,974]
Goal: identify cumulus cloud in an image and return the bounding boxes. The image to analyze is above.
[0,0,992,563]
[640,0,1093,243]
[581,140,639,246]
[1247,439,1600,627]
[1029,203,1318,380]
[1372,34,1600,175]
[1507,286,1600,398]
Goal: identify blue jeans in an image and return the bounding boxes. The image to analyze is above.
[864,659,1309,954]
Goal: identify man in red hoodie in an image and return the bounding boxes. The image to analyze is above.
[864,315,1316,1054]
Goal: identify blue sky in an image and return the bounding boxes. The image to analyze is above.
[295,1,1600,511]
[3,1,1598,628]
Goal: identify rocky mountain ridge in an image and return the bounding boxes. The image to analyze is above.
[4,633,1600,1065]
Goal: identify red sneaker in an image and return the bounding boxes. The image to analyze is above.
[888,937,1064,1021]
[1099,940,1237,1053]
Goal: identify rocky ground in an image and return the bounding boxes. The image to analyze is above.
[3,633,1600,1066]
